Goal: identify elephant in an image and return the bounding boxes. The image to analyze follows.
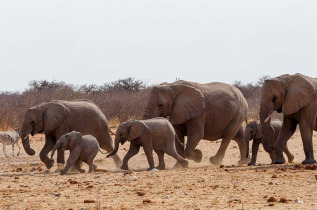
[260,73,317,164]
[51,131,101,174]
[143,80,249,165]
[245,120,294,166]
[20,99,122,170]
[107,117,189,170]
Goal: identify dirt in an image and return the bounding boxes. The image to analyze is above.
[0,131,317,209]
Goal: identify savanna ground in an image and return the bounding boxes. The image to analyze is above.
[0,130,317,210]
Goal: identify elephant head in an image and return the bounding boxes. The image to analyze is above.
[259,73,316,153]
[245,121,262,158]
[143,82,206,125]
[51,131,82,160]
[107,120,150,157]
[21,101,68,156]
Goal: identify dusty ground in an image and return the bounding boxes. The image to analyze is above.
[0,131,317,209]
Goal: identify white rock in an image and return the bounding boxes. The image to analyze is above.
[80,208,85,210]
[185,192,189,196]
[165,195,170,199]
[295,198,303,203]
[151,168,158,172]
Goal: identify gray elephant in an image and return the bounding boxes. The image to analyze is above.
[143,80,249,165]
[260,73,317,164]
[245,120,294,166]
[107,118,189,170]
[51,131,101,174]
[21,100,122,170]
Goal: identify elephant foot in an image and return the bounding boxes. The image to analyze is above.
[288,154,295,163]
[302,158,317,165]
[147,166,155,171]
[173,162,183,169]
[54,163,64,173]
[181,160,189,168]
[188,149,202,163]
[60,169,67,175]
[273,156,286,164]
[238,157,250,165]
[45,159,55,169]
[209,155,222,165]
[248,161,256,166]
[120,165,129,170]
[93,164,97,170]
[79,169,85,173]
[156,165,165,170]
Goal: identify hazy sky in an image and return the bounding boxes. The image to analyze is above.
[0,1,316,91]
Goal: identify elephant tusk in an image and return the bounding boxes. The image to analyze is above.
[264,114,271,123]
[24,135,29,140]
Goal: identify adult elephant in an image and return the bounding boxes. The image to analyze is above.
[21,99,122,169]
[143,80,249,165]
[260,73,317,164]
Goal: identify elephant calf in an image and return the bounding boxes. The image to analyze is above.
[245,120,294,166]
[51,131,101,174]
[107,117,189,170]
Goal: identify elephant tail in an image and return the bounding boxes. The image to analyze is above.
[175,134,184,148]
[109,128,116,136]
[99,149,107,154]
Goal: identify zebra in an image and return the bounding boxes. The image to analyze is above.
[0,130,21,158]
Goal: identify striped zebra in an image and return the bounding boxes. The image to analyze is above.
[0,130,21,158]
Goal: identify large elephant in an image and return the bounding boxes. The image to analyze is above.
[260,73,317,164]
[143,80,249,165]
[21,99,122,169]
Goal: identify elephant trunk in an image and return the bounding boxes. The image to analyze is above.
[51,144,58,160]
[244,130,251,158]
[21,127,35,156]
[106,135,121,158]
[259,101,274,154]
[143,106,154,120]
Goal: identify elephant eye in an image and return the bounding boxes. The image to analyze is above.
[158,104,163,107]
[272,96,277,103]
[31,121,35,124]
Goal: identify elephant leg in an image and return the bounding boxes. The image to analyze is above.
[87,151,98,173]
[233,126,250,165]
[210,136,232,165]
[121,144,140,170]
[61,149,81,174]
[299,112,316,164]
[40,136,55,169]
[165,147,189,168]
[283,143,294,163]
[143,144,155,171]
[248,139,260,166]
[174,125,185,158]
[155,150,165,170]
[98,133,122,169]
[75,159,85,173]
[16,141,21,156]
[3,143,9,158]
[184,118,204,163]
[273,117,297,164]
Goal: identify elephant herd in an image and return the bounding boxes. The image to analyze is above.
[18,73,317,173]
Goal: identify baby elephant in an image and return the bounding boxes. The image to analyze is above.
[245,120,294,166]
[107,117,188,170]
[51,131,101,174]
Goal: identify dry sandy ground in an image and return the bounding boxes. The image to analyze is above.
[0,131,317,209]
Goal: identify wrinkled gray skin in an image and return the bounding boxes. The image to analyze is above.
[20,100,122,170]
[51,131,99,174]
[107,118,189,170]
[245,120,294,166]
[143,80,249,165]
[260,73,317,164]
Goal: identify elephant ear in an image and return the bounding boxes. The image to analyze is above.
[68,131,82,148]
[169,85,206,125]
[127,121,147,142]
[43,102,68,133]
[282,74,316,115]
